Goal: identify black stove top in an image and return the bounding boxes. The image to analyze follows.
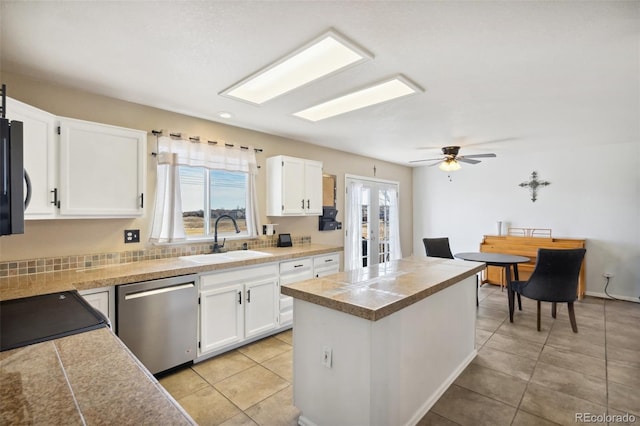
[0,290,108,352]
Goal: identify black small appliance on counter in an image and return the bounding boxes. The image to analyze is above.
[277,233,293,247]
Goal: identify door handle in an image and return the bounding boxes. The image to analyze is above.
[24,169,32,209]
[307,199,310,209]
[301,199,305,209]
[51,188,58,205]
[238,291,242,305]
[247,289,251,303]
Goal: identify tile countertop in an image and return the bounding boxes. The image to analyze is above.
[0,327,195,425]
[281,256,485,321]
[0,244,342,301]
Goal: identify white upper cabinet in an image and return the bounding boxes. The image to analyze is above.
[58,118,146,217]
[266,155,323,216]
[5,98,146,219]
[6,97,57,219]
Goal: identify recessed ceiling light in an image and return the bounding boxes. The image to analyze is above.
[293,75,423,122]
[220,29,373,105]
[217,111,233,119]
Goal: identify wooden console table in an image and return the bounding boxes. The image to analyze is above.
[479,235,586,298]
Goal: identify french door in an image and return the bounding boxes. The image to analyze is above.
[345,176,401,270]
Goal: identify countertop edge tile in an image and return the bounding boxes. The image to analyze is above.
[282,257,484,321]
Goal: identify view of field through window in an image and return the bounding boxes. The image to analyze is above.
[179,167,248,236]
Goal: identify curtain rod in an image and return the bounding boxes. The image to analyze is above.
[150,129,263,156]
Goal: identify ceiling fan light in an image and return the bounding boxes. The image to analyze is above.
[439,159,461,172]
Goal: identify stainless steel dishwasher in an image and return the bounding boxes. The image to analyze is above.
[116,274,198,374]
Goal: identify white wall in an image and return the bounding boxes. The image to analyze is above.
[413,141,640,301]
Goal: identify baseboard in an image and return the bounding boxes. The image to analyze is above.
[585,291,640,303]
[404,349,478,426]
[297,415,318,426]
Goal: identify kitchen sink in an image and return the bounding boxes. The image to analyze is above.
[181,250,273,264]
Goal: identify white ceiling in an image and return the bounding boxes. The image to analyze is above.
[1,1,638,166]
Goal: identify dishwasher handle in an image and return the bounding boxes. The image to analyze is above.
[124,283,195,300]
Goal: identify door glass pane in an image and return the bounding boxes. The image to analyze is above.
[361,187,370,268]
[378,189,391,264]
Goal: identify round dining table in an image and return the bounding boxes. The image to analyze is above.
[454,252,530,322]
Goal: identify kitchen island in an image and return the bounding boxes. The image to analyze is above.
[281,256,485,426]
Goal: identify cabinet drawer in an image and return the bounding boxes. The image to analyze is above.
[280,258,313,274]
[200,264,278,290]
[280,295,293,310]
[313,253,340,269]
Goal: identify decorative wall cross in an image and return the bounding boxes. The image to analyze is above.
[519,171,550,202]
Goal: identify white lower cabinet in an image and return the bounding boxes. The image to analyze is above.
[279,258,313,326]
[200,283,244,353]
[197,253,341,359]
[313,253,341,278]
[199,264,279,356]
[79,286,115,328]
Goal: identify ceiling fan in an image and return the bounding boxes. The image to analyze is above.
[409,146,496,171]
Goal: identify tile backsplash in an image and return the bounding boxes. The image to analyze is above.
[0,235,312,277]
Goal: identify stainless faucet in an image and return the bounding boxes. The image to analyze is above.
[213,214,241,253]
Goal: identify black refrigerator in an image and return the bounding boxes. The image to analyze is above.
[0,116,25,236]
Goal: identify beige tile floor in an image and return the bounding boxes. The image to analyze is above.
[160,285,640,425]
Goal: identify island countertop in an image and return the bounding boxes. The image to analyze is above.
[281,256,485,321]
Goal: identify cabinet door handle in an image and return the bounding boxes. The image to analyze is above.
[325,259,333,263]
[301,199,305,209]
[307,199,310,209]
[51,188,58,205]
[247,289,251,303]
[140,193,144,208]
[238,291,242,305]
[294,264,304,268]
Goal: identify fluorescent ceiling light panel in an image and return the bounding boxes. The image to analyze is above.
[221,29,372,105]
[293,76,422,122]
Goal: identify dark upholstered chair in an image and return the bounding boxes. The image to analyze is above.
[423,237,478,306]
[422,237,454,259]
[509,248,586,332]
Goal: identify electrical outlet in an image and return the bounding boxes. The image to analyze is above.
[322,346,332,368]
[124,229,140,243]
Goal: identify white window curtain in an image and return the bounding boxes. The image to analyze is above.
[150,152,186,243]
[150,136,261,243]
[386,185,402,261]
[344,180,364,271]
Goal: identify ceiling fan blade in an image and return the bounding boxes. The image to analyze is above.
[460,153,497,158]
[457,157,481,164]
[408,157,444,164]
